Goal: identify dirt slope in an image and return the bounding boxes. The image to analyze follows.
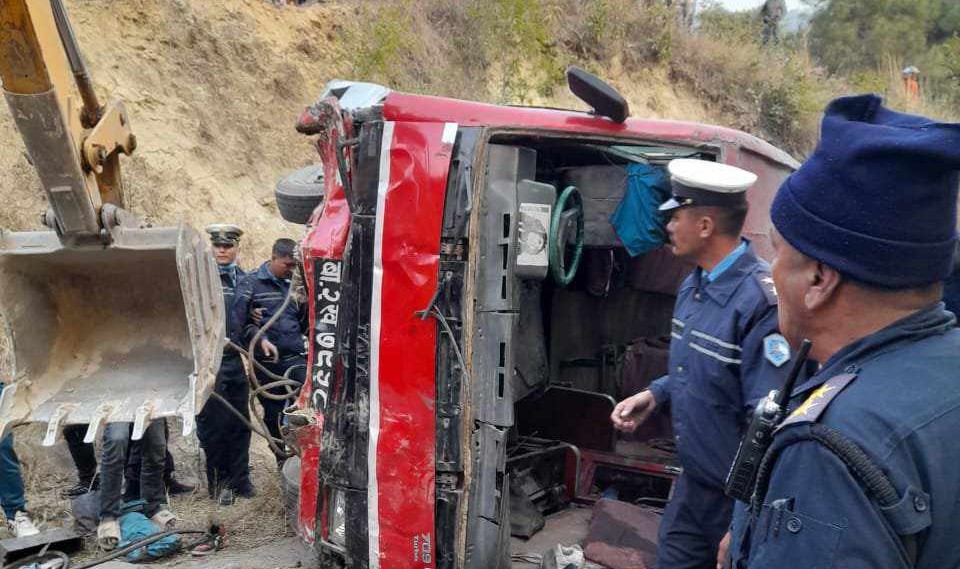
[0,0,357,262]
[0,0,724,262]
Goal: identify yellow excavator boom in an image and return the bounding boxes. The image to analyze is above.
[0,0,223,444]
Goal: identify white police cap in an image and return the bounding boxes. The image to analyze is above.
[659,159,758,212]
[205,224,244,245]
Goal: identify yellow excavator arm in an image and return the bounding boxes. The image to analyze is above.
[0,0,136,242]
[0,0,223,444]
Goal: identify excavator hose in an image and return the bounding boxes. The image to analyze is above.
[206,262,309,459]
[1,529,210,569]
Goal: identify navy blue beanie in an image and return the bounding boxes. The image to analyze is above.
[771,94,960,288]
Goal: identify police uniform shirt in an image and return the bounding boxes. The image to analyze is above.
[219,263,244,307]
[729,304,960,569]
[648,240,791,487]
[230,262,308,358]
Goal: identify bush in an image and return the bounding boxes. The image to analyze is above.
[936,35,960,104]
[338,0,960,156]
[464,0,565,102]
[698,3,760,47]
[344,2,421,87]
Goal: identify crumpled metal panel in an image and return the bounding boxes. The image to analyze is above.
[0,224,223,442]
[366,120,456,569]
[296,94,349,545]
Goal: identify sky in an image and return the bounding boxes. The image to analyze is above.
[715,0,807,11]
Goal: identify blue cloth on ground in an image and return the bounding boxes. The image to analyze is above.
[118,510,181,562]
[610,163,671,256]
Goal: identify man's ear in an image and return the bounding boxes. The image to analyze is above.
[698,214,716,239]
[804,261,841,310]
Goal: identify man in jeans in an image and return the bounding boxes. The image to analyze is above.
[0,385,39,538]
[231,238,307,467]
[97,421,173,550]
[62,420,193,499]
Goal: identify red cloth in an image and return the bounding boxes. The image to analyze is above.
[584,499,660,569]
[627,247,693,296]
[621,337,673,441]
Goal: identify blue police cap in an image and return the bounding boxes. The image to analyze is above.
[771,94,960,288]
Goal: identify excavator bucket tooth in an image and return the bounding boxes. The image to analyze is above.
[0,225,223,441]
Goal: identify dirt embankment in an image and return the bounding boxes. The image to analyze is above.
[0,0,358,262]
[0,1,726,265]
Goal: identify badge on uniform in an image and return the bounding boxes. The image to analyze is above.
[763,334,791,367]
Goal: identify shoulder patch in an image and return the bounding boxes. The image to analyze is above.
[763,333,791,367]
[754,273,779,305]
[779,373,857,429]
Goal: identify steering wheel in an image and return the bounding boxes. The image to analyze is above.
[549,185,585,286]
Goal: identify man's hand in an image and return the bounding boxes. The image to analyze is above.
[610,390,657,432]
[259,337,279,362]
[251,307,265,327]
[717,530,731,569]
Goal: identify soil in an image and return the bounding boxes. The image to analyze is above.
[0,0,356,262]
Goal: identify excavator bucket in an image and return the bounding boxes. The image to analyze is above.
[0,225,223,443]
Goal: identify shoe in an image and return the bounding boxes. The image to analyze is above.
[7,511,39,538]
[165,474,196,496]
[218,488,235,507]
[190,525,226,556]
[190,540,217,557]
[63,483,93,499]
[233,481,257,499]
[62,475,100,499]
[150,509,177,530]
[97,518,120,550]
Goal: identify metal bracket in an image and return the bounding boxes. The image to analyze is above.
[100,203,145,231]
[335,135,358,203]
[81,101,135,174]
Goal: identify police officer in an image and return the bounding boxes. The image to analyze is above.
[727,94,960,568]
[760,0,786,46]
[941,243,960,322]
[611,159,792,569]
[231,238,307,467]
[197,224,255,506]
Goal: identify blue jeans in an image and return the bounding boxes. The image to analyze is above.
[0,433,26,520]
[0,385,26,519]
[99,421,166,520]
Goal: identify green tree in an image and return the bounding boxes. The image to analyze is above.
[932,1,960,44]
[805,0,942,73]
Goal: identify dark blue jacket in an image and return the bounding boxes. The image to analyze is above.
[219,263,245,309]
[648,243,790,488]
[230,262,308,358]
[218,263,245,363]
[729,304,960,569]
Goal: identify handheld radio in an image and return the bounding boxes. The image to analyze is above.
[724,339,812,502]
